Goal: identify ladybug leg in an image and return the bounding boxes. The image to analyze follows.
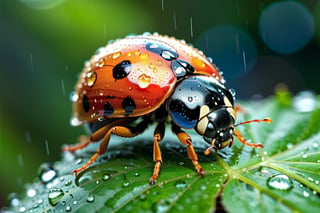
[171,123,205,177]
[73,117,151,175]
[150,122,165,185]
[62,125,111,153]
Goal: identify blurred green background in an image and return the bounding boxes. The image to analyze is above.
[0,0,319,208]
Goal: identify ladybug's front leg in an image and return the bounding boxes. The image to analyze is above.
[171,123,205,177]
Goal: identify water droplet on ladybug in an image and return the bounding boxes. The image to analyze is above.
[48,188,65,206]
[140,52,149,61]
[70,91,79,102]
[86,71,97,87]
[97,58,105,67]
[267,174,293,191]
[112,52,121,59]
[138,74,151,88]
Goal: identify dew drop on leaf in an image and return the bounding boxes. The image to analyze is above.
[303,190,310,198]
[48,188,65,206]
[174,180,187,189]
[65,205,72,212]
[102,173,111,181]
[123,179,130,188]
[65,179,72,186]
[26,188,37,197]
[134,172,140,177]
[267,174,293,191]
[140,193,147,201]
[87,193,95,203]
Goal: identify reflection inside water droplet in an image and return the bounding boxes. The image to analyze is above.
[267,174,293,191]
[175,180,187,189]
[48,188,64,206]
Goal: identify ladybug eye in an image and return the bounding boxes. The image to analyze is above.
[113,60,132,80]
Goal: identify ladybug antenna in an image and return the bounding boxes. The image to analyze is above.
[233,117,272,148]
[234,118,272,127]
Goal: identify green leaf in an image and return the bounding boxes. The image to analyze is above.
[4,96,320,213]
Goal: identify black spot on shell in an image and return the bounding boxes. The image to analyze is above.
[146,42,178,61]
[171,59,194,78]
[113,60,132,80]
[83,95,90,112]
[122,96,136,116]
[103,102,114,117]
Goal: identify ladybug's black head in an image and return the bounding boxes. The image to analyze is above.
[167,75,236,150]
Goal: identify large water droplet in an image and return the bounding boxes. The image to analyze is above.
[48,188,65,206]
[293,91,317,112]
[86,71,97,87]
[39,163,57,184]
[175,180,187,189]
[102,173,111,181]
[267,174,293,191]
[138,74,151,89]
[65,206,72,212]
[87,193,95,203]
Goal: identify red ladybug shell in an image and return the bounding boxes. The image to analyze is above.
[71,33,223,126]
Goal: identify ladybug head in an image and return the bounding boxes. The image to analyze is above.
[167,75,236,150]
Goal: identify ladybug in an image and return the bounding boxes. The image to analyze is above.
[64,32,271,184]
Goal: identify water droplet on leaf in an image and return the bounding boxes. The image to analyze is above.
[87,193,95,203]
[267,174,293,191]
[123,179,130,188]
[175,180,187,189]
[48,188,65,206]
[38,163,57,184]
[102,173,111,181]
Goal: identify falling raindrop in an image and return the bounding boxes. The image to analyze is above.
[48,188,65,206]
[39,163,57,184]
[267,174,293,191]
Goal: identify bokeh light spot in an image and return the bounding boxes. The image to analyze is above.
[259,1,314,54]
[196,25,257,80]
